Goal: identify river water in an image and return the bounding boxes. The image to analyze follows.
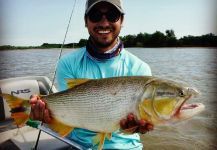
[0,47,216,150]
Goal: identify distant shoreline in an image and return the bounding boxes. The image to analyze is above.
[0,46,216,51]
[1,31,216,50]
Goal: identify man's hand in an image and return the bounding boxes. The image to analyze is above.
[29,95,52,123]
[120,113,154,134]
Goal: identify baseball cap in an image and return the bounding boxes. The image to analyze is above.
[85,0,124,15]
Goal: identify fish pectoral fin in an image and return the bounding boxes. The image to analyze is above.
[92,132,109,150]
[138,103,152,122]
[0,93,30,126]
[48,117,74,137]
[65,78,90,89]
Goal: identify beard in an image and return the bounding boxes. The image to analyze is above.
[90,34,118,48]
[89,25,120,49]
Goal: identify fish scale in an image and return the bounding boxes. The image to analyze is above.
[44,77,146,132]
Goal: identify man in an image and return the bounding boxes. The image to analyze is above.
[30,0,153,149]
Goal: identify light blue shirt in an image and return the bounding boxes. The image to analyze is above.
[56,47,151,149]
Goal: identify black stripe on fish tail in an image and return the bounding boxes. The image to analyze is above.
[10,107,27,113]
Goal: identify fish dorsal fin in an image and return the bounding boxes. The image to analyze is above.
[66,78,90,89]
[48,117,74,137]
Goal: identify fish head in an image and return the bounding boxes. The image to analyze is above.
[138,78,205,124]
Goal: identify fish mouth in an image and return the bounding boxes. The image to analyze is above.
[173,95,192,117]
[176,103,205,120]
[174,101,205,121]
[181,103,200,110]
[173,88,205,120]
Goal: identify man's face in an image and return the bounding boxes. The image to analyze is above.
[85,2,123,50]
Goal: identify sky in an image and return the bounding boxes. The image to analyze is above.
[0,0,216,46]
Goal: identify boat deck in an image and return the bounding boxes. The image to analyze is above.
[0,125,77,150]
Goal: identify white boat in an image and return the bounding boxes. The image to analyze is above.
[0,76,86,150]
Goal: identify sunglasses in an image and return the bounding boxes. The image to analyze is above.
[87,8,122,23]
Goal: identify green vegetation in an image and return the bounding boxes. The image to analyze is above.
[120,30,217,47]
[0,45,39,50]
[0,30,216,50]
[0,39,88,50]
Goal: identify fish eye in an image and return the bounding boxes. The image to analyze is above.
[178,90,185,97]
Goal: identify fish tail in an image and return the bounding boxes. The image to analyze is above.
[48,117,74,137]
[0,93,30,126]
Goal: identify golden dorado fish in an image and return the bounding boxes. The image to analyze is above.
[0,76,205,150]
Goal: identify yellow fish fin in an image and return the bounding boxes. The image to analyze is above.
[92,132,107,150]
[65,78,90,89]
[139,99,162,124]
[106,133,112,140]
[0,93,30,126]
[11,112,29,127]
[0,93,29,109]
[48,117,74,137]
[138,102,152,122]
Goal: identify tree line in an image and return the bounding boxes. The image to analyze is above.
[0,30,216,50]
[76,30,217,47]
[65,30,217,48]
[120,30,217,47]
